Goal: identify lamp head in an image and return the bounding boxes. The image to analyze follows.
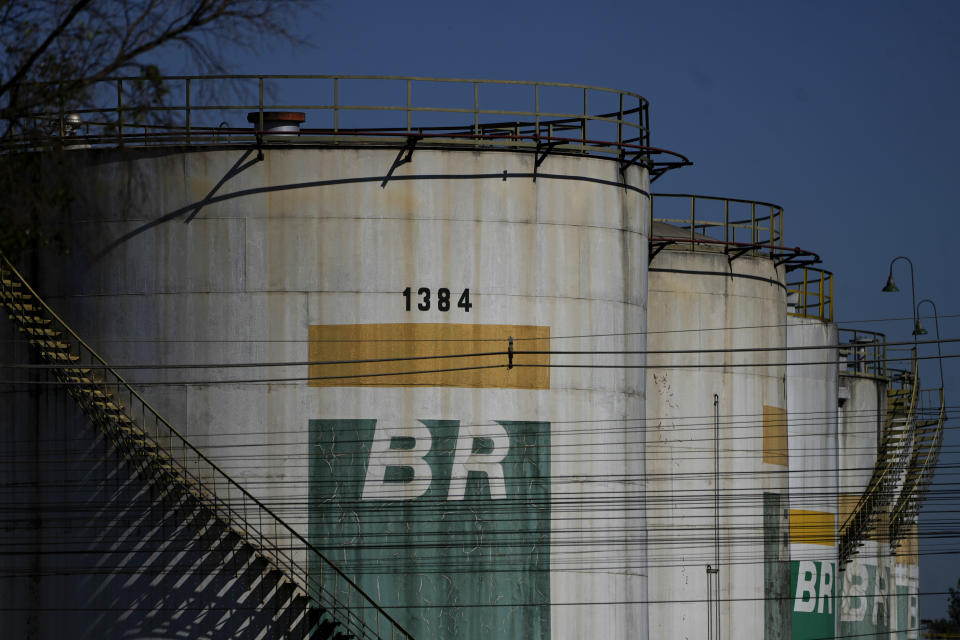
[913,319,928,336]
[882,274,899,292]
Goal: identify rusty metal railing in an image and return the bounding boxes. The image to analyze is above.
[838,328,888,379]
[649,193,819,268]
[889,386,945,551]
[838,349,918,566]
[787,267,834,322]
[651,193,783,246]
[5,74,691,177]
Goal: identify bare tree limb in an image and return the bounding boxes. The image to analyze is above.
[0,0,94,98]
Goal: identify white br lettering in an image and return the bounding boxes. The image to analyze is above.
[448,422,509,501]
[794,561,818,613]
[362,419,433,501]
[817,561,833,614]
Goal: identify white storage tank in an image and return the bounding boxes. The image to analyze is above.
[645,194,801,640]
[785,268,839,640]
[836,330,890,638]
[10,76,659,640]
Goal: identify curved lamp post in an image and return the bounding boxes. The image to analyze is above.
[882,256,924,337]
[916,298,944,387]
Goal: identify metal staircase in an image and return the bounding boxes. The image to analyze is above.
[889,386,946,551]
[0,255,413,640]
[838,352,919,567]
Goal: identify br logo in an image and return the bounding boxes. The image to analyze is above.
[309,419,550,503]
[361,419,511,501]
[793,560,834,614]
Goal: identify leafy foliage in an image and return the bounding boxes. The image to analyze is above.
[923,578,960,634]
[0,0,313,261]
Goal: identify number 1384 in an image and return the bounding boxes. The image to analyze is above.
[402,287,472,312]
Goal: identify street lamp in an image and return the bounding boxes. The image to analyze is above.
[881,256,923,337]
[916,298,944,386]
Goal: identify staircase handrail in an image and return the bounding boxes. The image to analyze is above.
[0,253,413,640]
[889,386,946,549]
[838,348,918,566]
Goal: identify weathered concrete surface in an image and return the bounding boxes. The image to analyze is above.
[787,316,839,639]
[15,146,650,640]
[645,248,788,640]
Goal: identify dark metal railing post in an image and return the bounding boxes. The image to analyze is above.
[617,93,623,145]
[116,79,124,146]
[723,199,729,243]
[333,77,339,133]
[534,84,540,138]
[769,205,774,246]
[818,271,824,319]
[473,82,480,146]
[258,77,264,132]
[689,196,696,248]
[582,88,587,150]
[185,78,191,145]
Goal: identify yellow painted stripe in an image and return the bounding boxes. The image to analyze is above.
[762,405,788,466]
[789,510,837,547]
[895,523,919,566]
[308,323,550,388]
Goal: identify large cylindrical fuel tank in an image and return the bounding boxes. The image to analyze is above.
[646,195,790,640]
[837,330,890,638]
[29,143,650,640]
[785,269,839,640]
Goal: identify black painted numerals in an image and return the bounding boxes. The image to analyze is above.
[403,287,472,312]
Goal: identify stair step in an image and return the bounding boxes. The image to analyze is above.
[154,462,188,479]
[6,303,41,313]
[314,608,351,640]
[285,596,315,639]
[260,569,284,595]
[0,278,21,288]
[23,327,58,337]
[75,388,109,398]
[241,557,271,590]
[265,579,297,613]
[228,542,256,573]
[92,400,124,411]
[41,350,79,362]
[30,339,69,350]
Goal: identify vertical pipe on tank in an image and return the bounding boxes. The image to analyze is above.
[706,393,721,640]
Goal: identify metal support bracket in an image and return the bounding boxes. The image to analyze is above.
[381,134,422,188]
[255,132,264,161]
[649,240,675,262]
[619,150,648,177]
[533,139,563,181]
[725,245,753,265]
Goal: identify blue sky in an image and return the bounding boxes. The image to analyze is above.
[183,0,960,620]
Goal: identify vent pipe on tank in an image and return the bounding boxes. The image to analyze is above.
[707,393,721,640]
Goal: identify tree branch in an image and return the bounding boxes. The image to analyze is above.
[0,0,95,99]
